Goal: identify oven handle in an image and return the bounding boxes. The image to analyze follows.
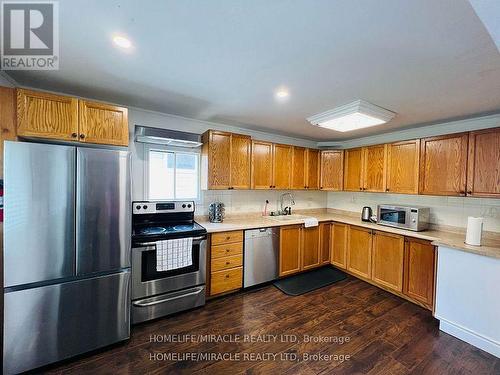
[132,287,204,307]
[134,235,206,248]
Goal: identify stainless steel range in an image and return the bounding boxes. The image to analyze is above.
[131,201,207,323]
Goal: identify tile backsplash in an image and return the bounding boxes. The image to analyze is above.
[327,192,500,233]
[197,190,327,217]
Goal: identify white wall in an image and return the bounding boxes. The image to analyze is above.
[128,107,326,215]
[327,191,500,232]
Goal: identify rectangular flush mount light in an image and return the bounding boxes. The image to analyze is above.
[307,100,396,132]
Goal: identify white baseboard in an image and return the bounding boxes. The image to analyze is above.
[437,317,500,358]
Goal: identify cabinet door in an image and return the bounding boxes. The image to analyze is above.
[306,149,320,189]
[17,89,78,141]
[273,144,292,189]
[344,148,363,191]
[279,225,302,276]
[387,140,420,194]
[372,231,404,291]
[319,222,331,264]
[291,146,307,189]
[320,150,344,191]
[363,144,387,192]
[467,128,500,198]
[403,238,435,309]
[330,223,348,269]
[79,100,129,146]
[252,141,274,189]
[302,226,320,270]
[205,131,232,189]
[230,134,252,189]
[419,133,468,196]
[347,226,372,279]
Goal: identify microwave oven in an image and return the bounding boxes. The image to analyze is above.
[377,205,430,231]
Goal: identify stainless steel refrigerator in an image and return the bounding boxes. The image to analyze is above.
[3,141,131,374]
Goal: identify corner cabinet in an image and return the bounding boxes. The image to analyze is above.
[202,130,251,190]
[16,89,129,146]
[320,150,344,191]
[419,133,468,196]
[466,127,500,198]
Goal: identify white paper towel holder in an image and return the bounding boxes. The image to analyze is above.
[465,216,483,246]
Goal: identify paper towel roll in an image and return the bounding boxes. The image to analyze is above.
[465,216,483,246]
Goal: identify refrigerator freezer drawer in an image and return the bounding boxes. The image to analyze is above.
[76,148,131,275]
[3,271,131,374]
[4,141,76,287]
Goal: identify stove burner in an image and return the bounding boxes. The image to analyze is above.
[139,227,168,235]
[173,224,195,231]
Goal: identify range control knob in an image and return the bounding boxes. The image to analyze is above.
[187,204,192,208]
[182,204,187,208]
[143,205,148,209]
[136,205,141,210]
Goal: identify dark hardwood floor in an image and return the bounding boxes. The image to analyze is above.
[44,275,499,374]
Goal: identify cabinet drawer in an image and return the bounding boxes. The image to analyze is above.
[211,254,243,272]
[211,242,243,259]
[211,267,243,295]
[211,230,243,246]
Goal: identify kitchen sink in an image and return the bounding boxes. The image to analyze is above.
[267,214,313,222]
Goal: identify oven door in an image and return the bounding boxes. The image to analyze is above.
[377,206,409,229]
[132,235,207,300]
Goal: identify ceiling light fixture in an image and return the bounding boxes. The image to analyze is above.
[307,100,396,132]
[112,35,132,49]
[274,88,290,100]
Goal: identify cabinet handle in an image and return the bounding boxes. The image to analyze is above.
[79,134,85,139]
[385,188,389,192]
[71,132,77,138]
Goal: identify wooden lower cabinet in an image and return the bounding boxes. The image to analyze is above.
[279,225,302,276]
[403,238,435,309]
[302,226,320,270]
[330,223,348,269]
[210,267,243,295]
[319,222,331,264]
[347,226,373,279]
[371,231,404,292]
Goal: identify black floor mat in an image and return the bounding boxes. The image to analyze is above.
[273,266,347,296]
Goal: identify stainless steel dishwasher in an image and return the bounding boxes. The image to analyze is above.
[244,228,280,287]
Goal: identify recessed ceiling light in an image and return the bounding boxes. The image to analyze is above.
[274,88,290,100]
[307,100,396,132]
[112,35,132,49]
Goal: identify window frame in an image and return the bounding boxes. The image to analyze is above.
[144,143,201,203]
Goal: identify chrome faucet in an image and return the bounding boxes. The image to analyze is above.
[280,192,296,215]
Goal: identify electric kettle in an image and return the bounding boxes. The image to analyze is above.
[361,206,372,222]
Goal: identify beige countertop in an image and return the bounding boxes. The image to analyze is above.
[196,209,500,259]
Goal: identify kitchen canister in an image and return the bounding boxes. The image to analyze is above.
[208,202,225,223]
[465,216,483,246]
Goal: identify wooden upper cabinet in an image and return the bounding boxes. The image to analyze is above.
[347,226,372,279]
[252,140,273,189]
[306,149,320,189]
[320,150,344,191]
[363,144,387,192]
[17,89,79,141]
[291,146,307,189]
[387,140,420,194]
[203,131,232,189]
[403,238,435,310]
[330,222,348,269]
[279,225,302,277]
[419,133,468,196]
[371,231,404,292]
[344,148,363,191]
[273,143,292,189]
[79,100,128,146]
[319,222,331,264]
[302,226,320,270]
[467,128,500,198]
[229,134,251,189]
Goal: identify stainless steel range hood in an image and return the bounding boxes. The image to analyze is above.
[134,126,202,147]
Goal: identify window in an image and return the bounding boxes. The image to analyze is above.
[148,148,200,200]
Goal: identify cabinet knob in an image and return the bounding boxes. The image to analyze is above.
[359,187,362,190]
[79,134,85,139]
[225,274,230,279]
[459,190,466,196]
[270,185,273,188]
[71,132,77,138]
[467,191,472,195]
[226,261,230,265]
[385,188,389,192]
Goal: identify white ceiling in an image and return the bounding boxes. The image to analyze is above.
[7,0,500,141]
